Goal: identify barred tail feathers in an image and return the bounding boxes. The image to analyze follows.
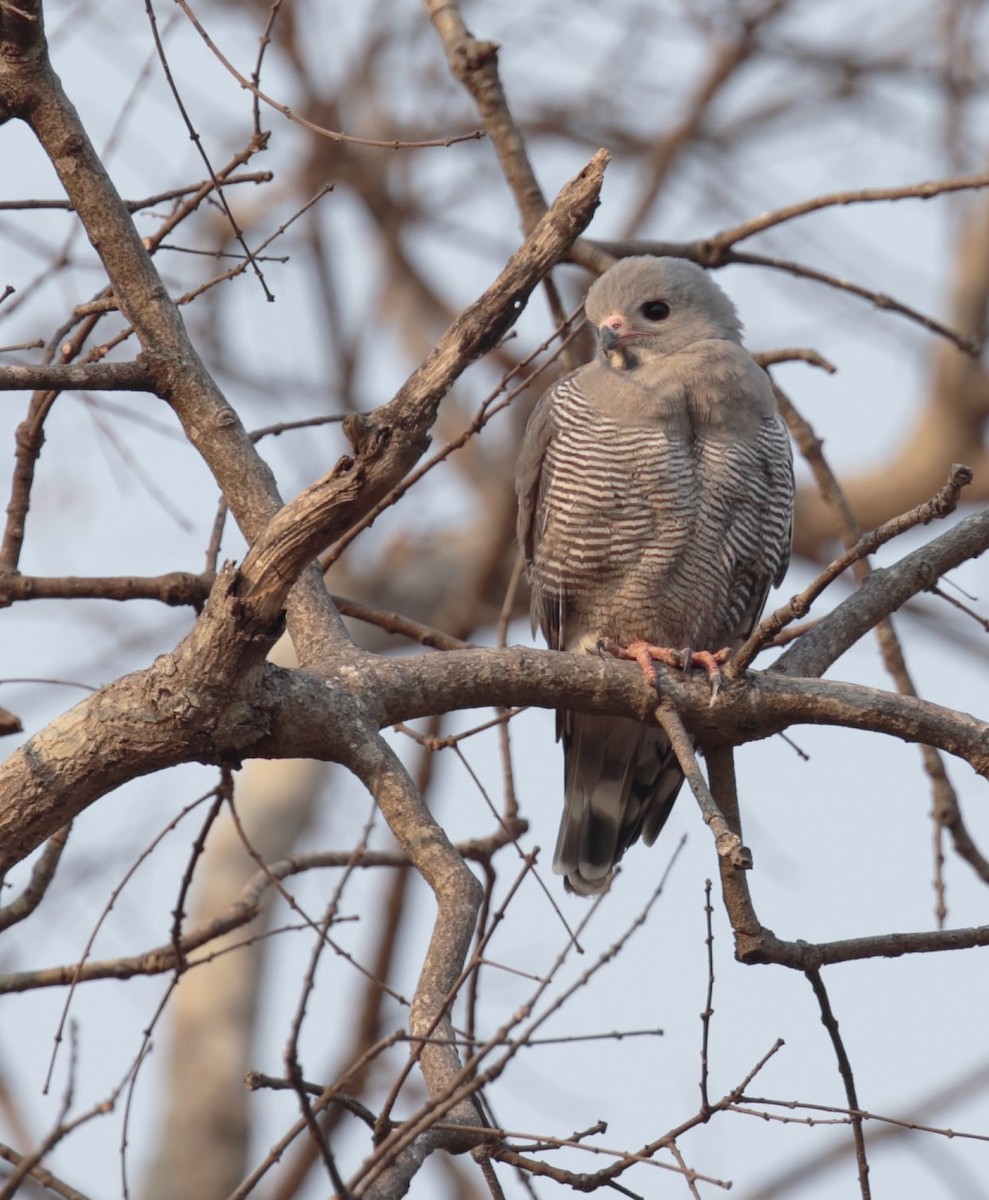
[555,713,684,895]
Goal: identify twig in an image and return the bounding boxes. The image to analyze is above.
[654,702,751,869]
[0,569,212,608]
[0,172,272,213]
[0,1050,128,1200]
[460,1122,730,1188]
[736,1093,989,1143]
[319,317,581,570]
[491,1039,785,1194]
[732,463,974,675]
[774,388,989,907]
[40,786,220,1091]
[729,249,980,356]
[703,745,763,955]
[0,824,70,931]
[752,347,837,373]
[228,1033,407,1200]
[805,968,871,1199]
[0,360,151,391]
[929,583,989,632]
[473,1149,508,1200]
[0,1142,91,1200]
[699,879,715,1113]
[712,170,989,248]
[244,1072,378,1130]
[169,784,227,973]
[771,505,989,679]
[667,1140,703,1200]
[174,0,483,150]
[270,834,418,1198]
[144,1,272,300]
[334,596,472,652]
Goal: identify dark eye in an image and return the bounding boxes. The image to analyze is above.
[640,299,670,321]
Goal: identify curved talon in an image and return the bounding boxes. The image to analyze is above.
[690,648,730,703]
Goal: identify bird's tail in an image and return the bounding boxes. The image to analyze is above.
[554,713,684,896]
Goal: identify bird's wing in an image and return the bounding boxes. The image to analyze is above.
[515,375,573,650]
[722,409,795,647]
[769,417,795,589]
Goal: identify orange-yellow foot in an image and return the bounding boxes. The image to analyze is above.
[598,638,730,699]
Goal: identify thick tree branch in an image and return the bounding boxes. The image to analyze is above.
[4,4,989,1197]
[1,502,986,873]
[4,636,986,877]
[237,150,609,627]
[0,565,277,872]
[773,507,989,678]
[0,360,151,392]
[0,570,212,608]
[731,464,975,675]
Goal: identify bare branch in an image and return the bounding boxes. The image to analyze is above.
[773,505,989,678]
[0,824,69,932]
[734,465,976,675]
[237,150,609,627]
[0,361,151,391]
[655,701,750,868]
[0,1141,92,1200]
[173,0,483,150]
[712,170,989,249]
[4,524,988,875]
[806,969,871,1199]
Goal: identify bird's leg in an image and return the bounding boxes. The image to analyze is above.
[598,638,729,699]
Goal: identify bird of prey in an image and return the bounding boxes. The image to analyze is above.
[516,256,794,895]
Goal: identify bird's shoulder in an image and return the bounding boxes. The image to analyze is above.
[545,360,690,430]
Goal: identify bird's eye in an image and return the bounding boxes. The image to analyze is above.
[640,299,670,321]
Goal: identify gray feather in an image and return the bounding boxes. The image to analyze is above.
[516,257,794,895]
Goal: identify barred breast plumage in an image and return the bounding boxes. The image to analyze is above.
[516,257,793,895]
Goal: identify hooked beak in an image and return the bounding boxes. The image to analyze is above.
[599,325,622,351]
[597,314,633,351]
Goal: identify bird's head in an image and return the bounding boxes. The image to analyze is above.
[585,256,743,369]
